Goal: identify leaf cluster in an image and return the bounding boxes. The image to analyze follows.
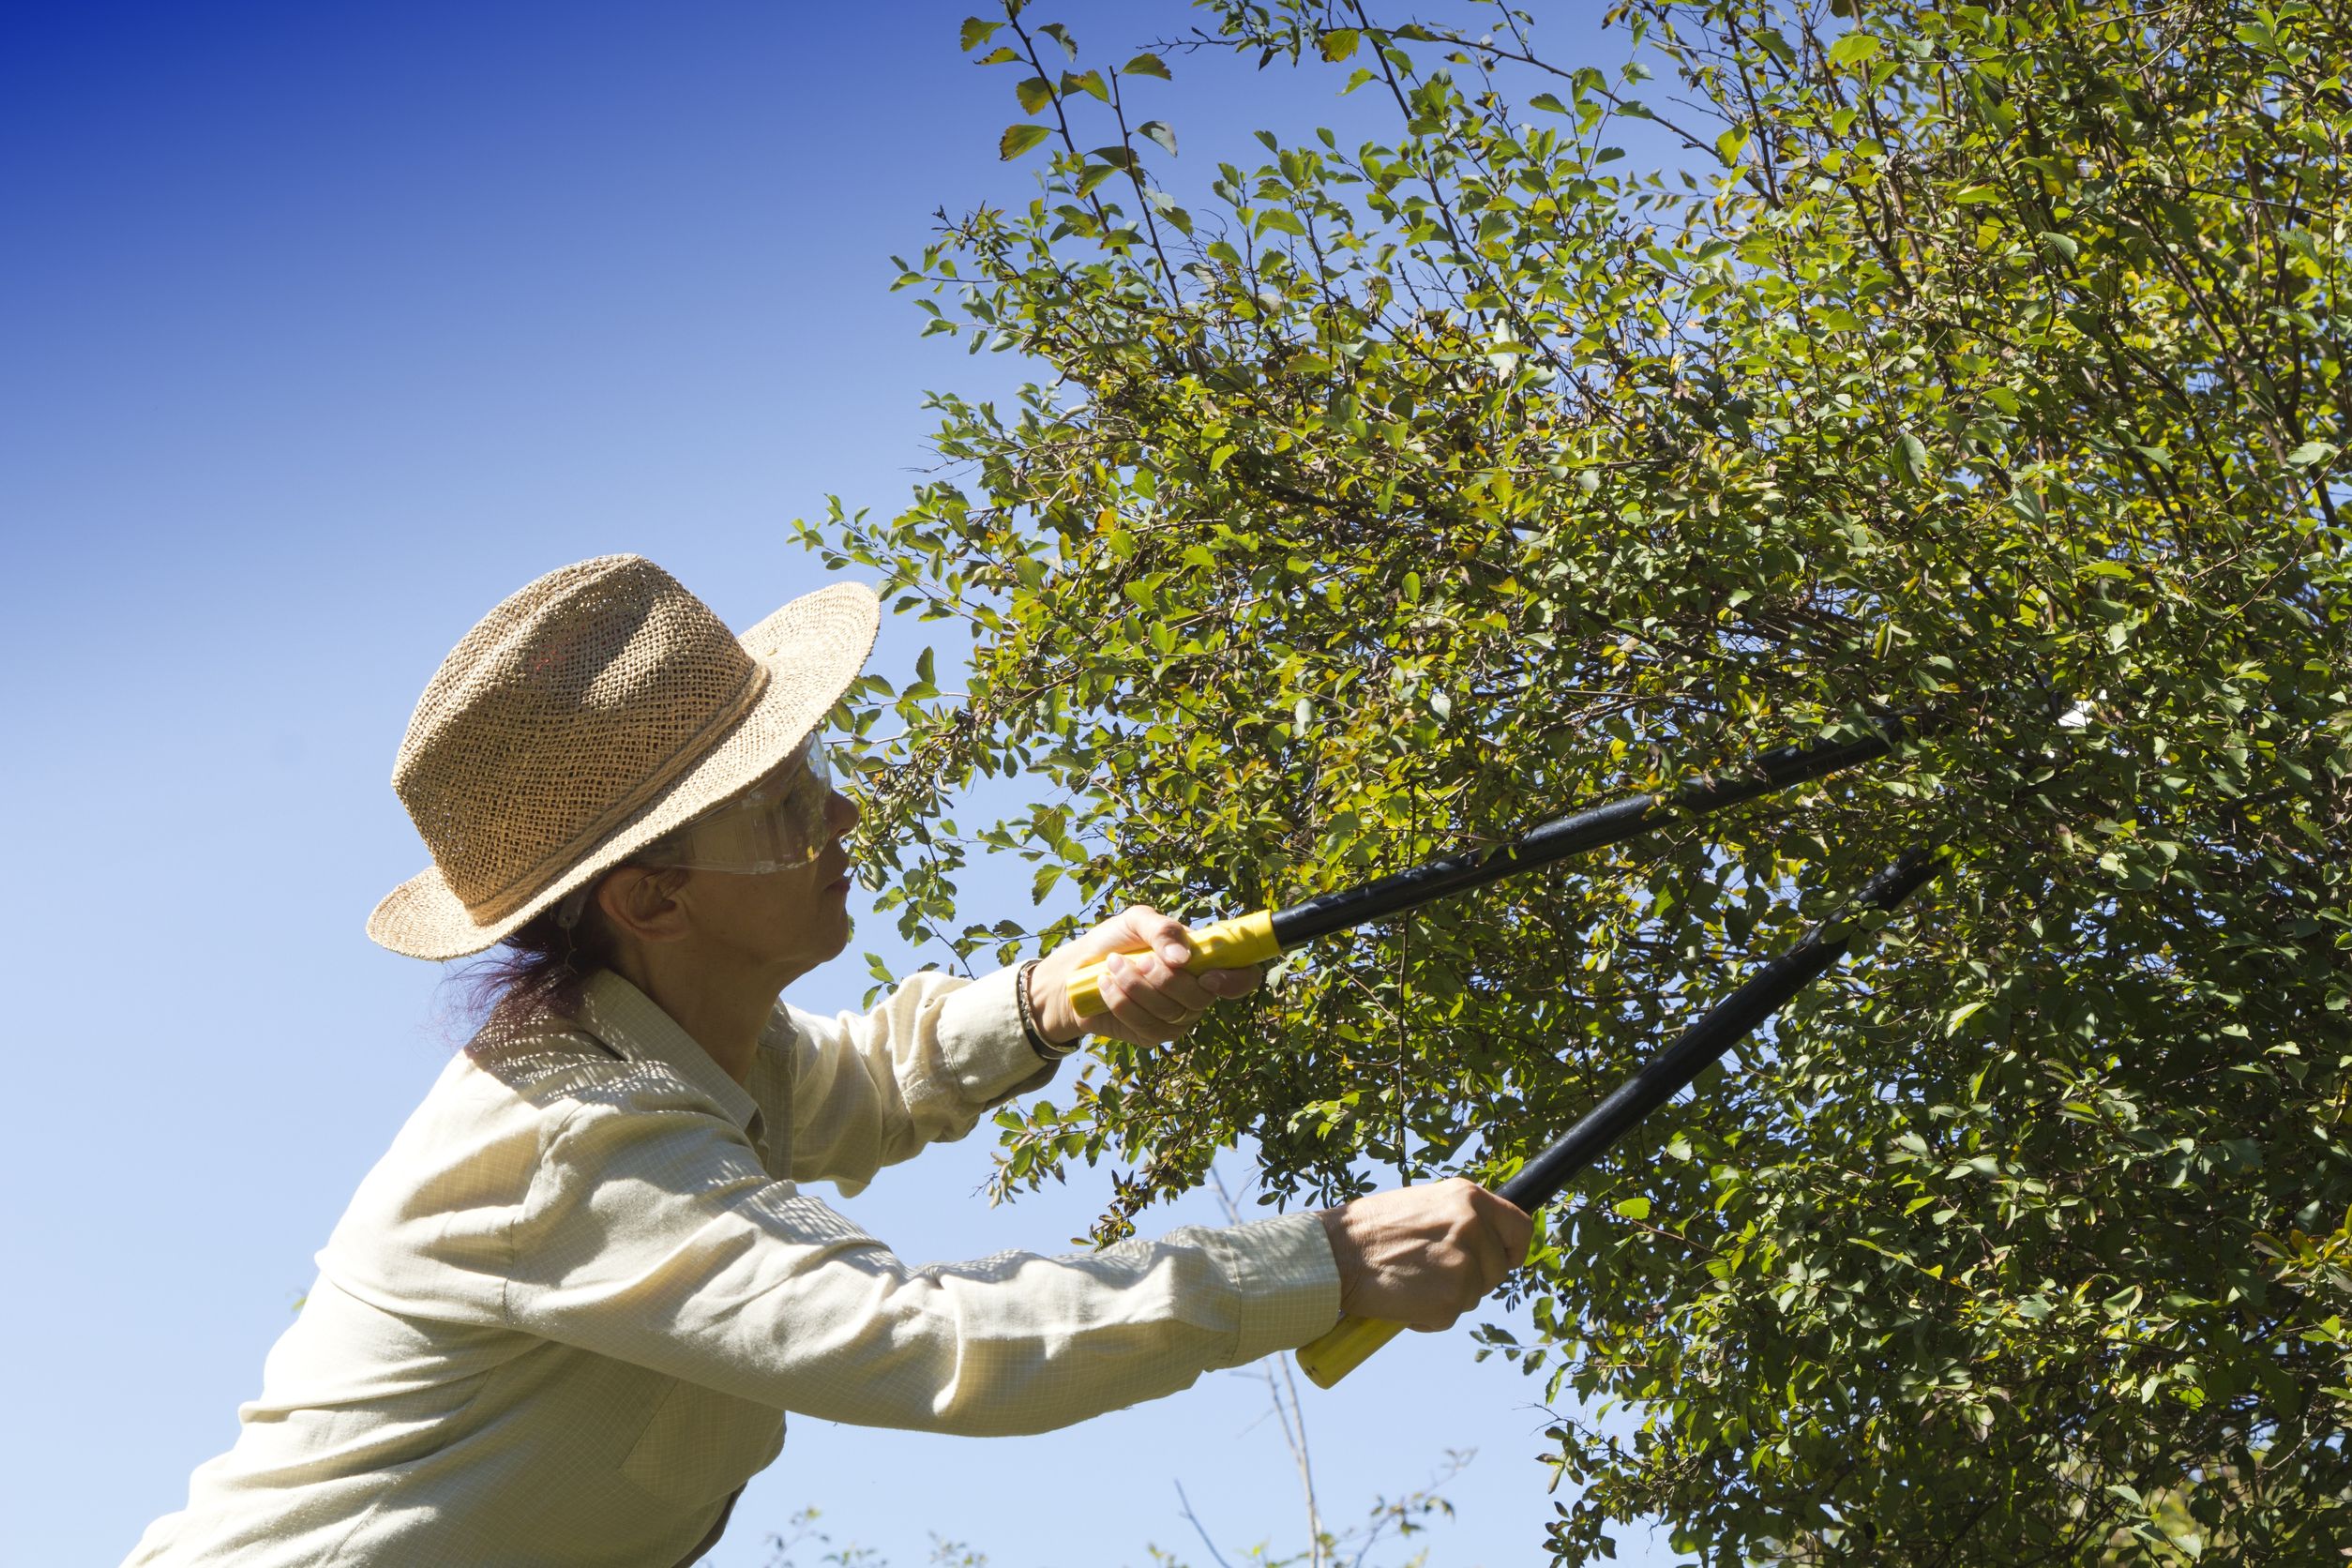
[796,1,2352,1560]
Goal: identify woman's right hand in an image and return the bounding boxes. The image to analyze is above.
[1317,1177,1533,1331]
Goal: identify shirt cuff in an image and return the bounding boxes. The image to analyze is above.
[1205,1211,1346,1365]
[934,965,1061,1108]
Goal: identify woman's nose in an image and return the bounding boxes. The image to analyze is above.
[826,789,859,835]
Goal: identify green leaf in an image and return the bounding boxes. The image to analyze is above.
[1121,52,1171,80]
[1062,69,1109,103]
[1016,76,1054,114]
[958,16,999,51]
[1828,31,1881,67]
[1138,120,1179,158]
[1529,92,1567,113]
[999,124,1051,159]
[1319,27,1360,61]
[1613,1197,1652,1221]
[1897,430,1929,480]
[2286,441,2336,467]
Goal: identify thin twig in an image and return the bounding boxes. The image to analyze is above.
[1211,1165,1329,1565]
[1172,1480,1237,1568]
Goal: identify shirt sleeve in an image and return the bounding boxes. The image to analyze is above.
[770,965,1057,1194]
[504,1087,1342,1436]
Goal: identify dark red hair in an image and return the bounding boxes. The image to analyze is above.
[452,882,622,1036]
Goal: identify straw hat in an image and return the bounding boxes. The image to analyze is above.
[368,554,879,960]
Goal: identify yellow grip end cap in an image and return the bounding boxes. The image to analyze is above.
[1294,1314,1405,1389]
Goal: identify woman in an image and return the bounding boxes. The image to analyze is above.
[124,554,1530,1567]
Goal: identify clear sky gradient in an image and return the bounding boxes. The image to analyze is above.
[1,5,1685,1564]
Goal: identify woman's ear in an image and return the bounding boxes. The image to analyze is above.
[596,865,696,944]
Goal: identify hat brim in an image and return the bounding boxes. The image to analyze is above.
[367,580,881,961]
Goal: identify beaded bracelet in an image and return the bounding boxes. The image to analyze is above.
[1016,958,1078,1061]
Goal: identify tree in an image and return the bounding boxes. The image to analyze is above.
[795,0,2351,1560]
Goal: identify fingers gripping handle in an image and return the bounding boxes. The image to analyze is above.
[1063,909,1282,1019]
[1295,1314,1406,1388]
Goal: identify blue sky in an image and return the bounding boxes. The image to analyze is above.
[0,5,1686,1563]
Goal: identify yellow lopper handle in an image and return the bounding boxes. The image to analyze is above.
[1063,909,1282,1019]
[1295,1313,1406,1388]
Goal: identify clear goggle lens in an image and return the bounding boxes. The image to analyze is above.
[638,735,837,875]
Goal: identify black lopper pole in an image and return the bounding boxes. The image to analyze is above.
[1271,722,1915,948]
[1063,716,1926,1018]
[1497,846,1942,1212]
[1295,846,1944,1387]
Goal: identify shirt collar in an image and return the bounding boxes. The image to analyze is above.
[578,969,764,1139]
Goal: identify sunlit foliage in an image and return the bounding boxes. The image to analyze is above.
[796,1,2351,1559]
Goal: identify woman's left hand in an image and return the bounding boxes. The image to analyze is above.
[1028,904,1263,1048]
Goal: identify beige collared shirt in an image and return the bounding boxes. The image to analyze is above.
[124,966,1341,1568]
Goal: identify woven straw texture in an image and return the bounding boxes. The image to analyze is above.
[368,554,878,960]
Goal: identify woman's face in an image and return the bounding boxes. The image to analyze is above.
[593,777,862,999]
[669,782,862,984]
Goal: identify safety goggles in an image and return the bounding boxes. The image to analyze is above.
[637,732,838,876]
